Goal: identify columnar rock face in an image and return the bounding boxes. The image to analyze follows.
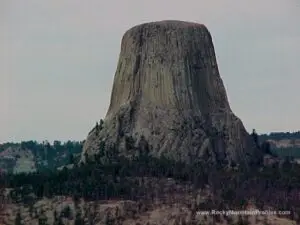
[81,20,261,167]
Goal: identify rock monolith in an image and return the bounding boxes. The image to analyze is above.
[81,20,262,167]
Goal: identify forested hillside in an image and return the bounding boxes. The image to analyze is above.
[1,139,300,224]
[0,131,300,173]
[259,131,300,158]
[0,131,300,174]
[0,141,83,174]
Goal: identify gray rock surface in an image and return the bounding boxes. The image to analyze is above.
[81,20,262,166]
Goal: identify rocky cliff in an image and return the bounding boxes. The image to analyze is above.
[81,20,262,167]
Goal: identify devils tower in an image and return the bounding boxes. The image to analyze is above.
[81,20,261,167]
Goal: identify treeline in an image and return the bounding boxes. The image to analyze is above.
[259,131,300,142]
[2,148,300,222]
[0,140,83,171]
[0,140,83,154]
[1,153,209,203]
[272,148,300,159]
[255,131,300,159]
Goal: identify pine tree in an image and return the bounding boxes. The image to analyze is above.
[53,216,63,225]
[69,153,74,164]
[99,119,104,129]
[74,212,85,225]
[14,211,22,225]
[38,216,48,225]
[251,129,259,147]
[61,205,72,219]
[95,122,99,135]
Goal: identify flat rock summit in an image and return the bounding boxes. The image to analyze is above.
[81,20,261,167]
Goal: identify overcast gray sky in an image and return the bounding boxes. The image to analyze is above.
[1,0,300,143]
